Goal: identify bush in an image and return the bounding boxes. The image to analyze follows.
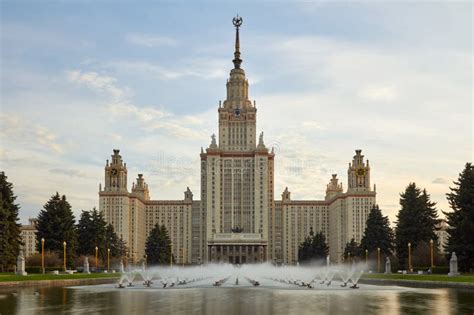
[25,266,63,274]
[26,252,63,268]
[432,266,450,274]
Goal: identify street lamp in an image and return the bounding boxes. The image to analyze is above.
[107,248,110,271]
[365,249,368,268]
[41,238,45,274]
[430,239,434,268]
[144,254,147,270]
[170,243,173,268]
[377,247,381,273]
[63,241,67,271]
[95,246,99,271]
[408,242,412,272]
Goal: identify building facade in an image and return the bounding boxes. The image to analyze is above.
[99,18,377,264]
[20,218,38,258]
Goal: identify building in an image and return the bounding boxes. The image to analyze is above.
[99,17,377,264]
[20,218,38,258]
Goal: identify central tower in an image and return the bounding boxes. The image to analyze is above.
[218,16,256,152]
[200,16,275,264]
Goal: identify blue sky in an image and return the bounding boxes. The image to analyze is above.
[1,1,472,225]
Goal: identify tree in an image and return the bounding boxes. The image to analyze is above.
[297,235,314,263]
[104,224,121,259]
[145,224,172,265]
[0,172,22,272]
[77,210,93,257]
[395,183,440,267]
[360,205,394,258]
[36,193,77,268]
[298,228,329,264]
[343,238,362,262]
[444,163,474,272]
[312,232,329,260]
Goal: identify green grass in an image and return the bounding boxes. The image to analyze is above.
[363,273,474,283]
[0,273,121,282]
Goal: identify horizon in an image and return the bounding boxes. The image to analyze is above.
[1,1,472,226]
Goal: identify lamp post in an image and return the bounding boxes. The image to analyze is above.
[63,241,67,271]
[107,248,110,271]
[95,246,99,271]
[41,238,45,274]
[145,254,147,270]
[430,239,434,268]
[408,242,412,272]
[377,247,381,273]
[365,249,368,269]
[170,243,173,268]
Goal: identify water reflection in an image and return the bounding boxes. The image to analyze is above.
[0,286,472,315]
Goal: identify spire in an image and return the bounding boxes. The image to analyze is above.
[232,15,243,69]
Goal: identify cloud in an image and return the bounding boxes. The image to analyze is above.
[0,114,65,155]
[125,33,177,47]
[106,59,227,80]
[359,85,397,102]
[432,178,448,184]
[35,126,64,154]
[49,168,89,178]
[67,70,128,100]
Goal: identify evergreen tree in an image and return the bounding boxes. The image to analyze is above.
[104,224,121,258]
[118,236,128,258]
[145,224,172,265]
[343,238,362,261]
[36,193,77,268]
[395,183,440,267]
[76,210,93,256]
[297,235,313,263]
[311,232,329,260]
[0,172,22,272]
[360,205,394,257]
[444,163,474,272]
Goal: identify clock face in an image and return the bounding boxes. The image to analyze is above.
[234,108,241,117]
[357,168,366,176]
[111,169,118,176]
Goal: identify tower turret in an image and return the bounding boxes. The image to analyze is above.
[325,174,343,200]
[347,149,371,192]
[131,173,150,200]
[103,149,128,192]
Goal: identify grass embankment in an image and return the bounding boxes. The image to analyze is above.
[0,273,121,282]
[363,273,474,283]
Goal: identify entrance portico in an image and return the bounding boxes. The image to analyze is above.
[208,233,267,264]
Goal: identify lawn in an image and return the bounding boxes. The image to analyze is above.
[363,273,474,283]
[0,273,121,282]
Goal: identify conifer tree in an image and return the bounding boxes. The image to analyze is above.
[36,193,77,268]
[343,238,362,261]
[145,224,172,265]
[0,172,22,272]
[395,183,439,267]
[312,232,329,260]
[360,205,394,257]
[444,163,474,272]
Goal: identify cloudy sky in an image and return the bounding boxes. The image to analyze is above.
[1,1,472,225]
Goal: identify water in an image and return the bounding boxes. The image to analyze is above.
[1,263,473,314]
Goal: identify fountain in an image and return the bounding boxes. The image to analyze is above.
[111,261,379,292]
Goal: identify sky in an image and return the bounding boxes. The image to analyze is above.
[1,1,472,226]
